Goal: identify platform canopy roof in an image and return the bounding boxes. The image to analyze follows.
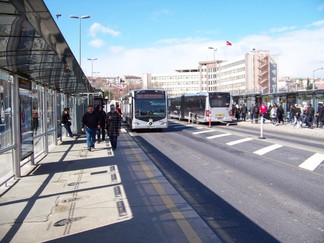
[0,0,92,94]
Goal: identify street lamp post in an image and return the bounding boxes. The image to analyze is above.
[87,58,97,81]
[208,47,217,67]
[70,15,90,66]
[312,67,324,91]
[208,47,217,91]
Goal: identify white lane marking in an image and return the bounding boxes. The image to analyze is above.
[207,133,231,139]
[226,137,253,146]
[192,130,215,134]
[254,144,283,155]
[298,153,324,171]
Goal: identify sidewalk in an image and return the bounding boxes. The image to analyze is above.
[0,130,219,243]
[235,119,324,139]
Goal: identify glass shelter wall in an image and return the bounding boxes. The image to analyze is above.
[32,84,45,156]
[0,73,90,186]
[47,89,55,148]
[0,72,14,179]
[0,0,93,186]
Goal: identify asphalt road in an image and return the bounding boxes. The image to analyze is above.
[127,120,324,243]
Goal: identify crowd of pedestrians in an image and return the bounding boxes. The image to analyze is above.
[62,104,122,152]
[81,104,122,151]
[232,102,324,129]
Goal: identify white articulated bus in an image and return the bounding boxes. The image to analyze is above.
[168,92,232,123]
[121,89,168,130]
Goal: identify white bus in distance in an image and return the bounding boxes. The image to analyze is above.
[121,89,168,130]
[168,92,232,123]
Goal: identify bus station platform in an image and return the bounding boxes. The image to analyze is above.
[0,129,219,243]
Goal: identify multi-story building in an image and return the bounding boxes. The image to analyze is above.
[149,69,200,96]
[147,50,277,97]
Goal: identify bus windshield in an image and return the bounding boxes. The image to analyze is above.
[209,92,231,108]
[134,91,166,119]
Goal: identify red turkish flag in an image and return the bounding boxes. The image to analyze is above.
[226,40,232,46]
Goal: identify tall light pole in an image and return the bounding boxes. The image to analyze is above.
[208,47,217,91]
[87,58,97,81]
[208,47,217,65]
[70,15,90,66]
[312,67,324,91]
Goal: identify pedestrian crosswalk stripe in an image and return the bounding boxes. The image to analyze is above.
[226,137,253,146]
[207,133,232,139]
[253,144,283,155]
[192,130,215,134]
[298,153,324,171]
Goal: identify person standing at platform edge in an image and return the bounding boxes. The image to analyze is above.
[82,105,100,151]
[95,105,106,143]
[306,103,315,129]
[61,107,74,138]
[106,106,121,150]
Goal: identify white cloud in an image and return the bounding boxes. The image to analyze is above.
[269,25,296,33]
[89,39,105,48]
[308,19,324,27]
[89,22,120,37]
[88,20,324,79]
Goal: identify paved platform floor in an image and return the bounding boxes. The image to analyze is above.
[0,129,219,243]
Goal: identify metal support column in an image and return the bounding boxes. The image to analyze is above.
[53,90,58,145]
[43,87,49,154]
[12,74,21,179]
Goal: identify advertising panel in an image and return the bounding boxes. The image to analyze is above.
[19,78,33,160]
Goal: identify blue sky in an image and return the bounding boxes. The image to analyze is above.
[45,0,324,78]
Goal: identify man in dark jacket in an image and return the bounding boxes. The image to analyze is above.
[82,105,100,151]
[241,104,247,121]
[306,103,315,129]
[95,105,106,143]
[252,103,259,123]
[105,106,121,150]
[317,103,324,128]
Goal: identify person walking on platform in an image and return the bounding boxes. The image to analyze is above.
[270,104,278,125]
[32,107,39,135]
[82,105,100,151]
[61,107,74,138]
[241,103,247,121]
[315,103,322,128]
[318,103,324,128]
[116,104,123,117]
[95,105,106,143]
[252,103,259,123]
[277,104,285,125]
[306,103,315,129]
[292,104,302,128]
[106,106,121,150]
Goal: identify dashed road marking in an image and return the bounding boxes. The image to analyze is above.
[226,137,253,146]
[192,130,215,134]
[207,133,232,139]
[253,144,283,155]
[298,153,324,171]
